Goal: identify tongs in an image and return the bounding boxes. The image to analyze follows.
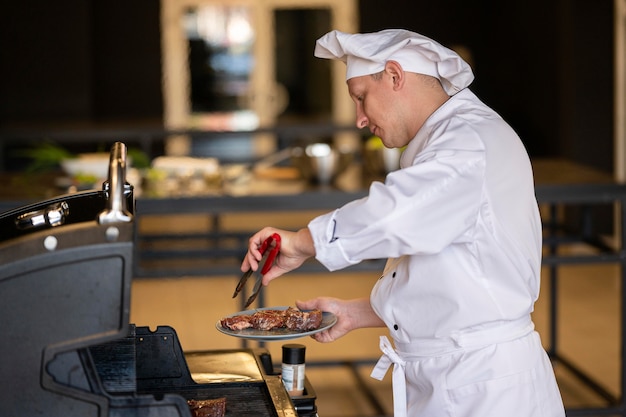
[233,233,281,309]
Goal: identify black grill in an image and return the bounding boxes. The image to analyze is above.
[0,142,316,417]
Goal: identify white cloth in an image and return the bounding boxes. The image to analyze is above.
[307,88,565,415]
[371,331,564,417]
[371,336,407,417]
[314,29,474,94]
[371,317,535,417]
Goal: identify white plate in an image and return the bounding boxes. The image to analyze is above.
[216,306,337,341]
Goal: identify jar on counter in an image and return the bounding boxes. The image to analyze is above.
[281,344,306,396]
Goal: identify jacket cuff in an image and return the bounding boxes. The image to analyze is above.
[308,211,354,271]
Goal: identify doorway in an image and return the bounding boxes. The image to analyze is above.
[160,0,358,158]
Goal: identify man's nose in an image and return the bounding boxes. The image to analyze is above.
[355,112,368,129]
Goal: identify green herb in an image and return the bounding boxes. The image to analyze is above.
[12,142,74,172]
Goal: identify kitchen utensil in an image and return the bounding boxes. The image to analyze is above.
[233,233,281,308]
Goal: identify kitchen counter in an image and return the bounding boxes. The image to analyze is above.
[133,157,622,214]
[0,157,617,208]
[1,159,624,277]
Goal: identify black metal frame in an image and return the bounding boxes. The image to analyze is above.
[536,184,626,416]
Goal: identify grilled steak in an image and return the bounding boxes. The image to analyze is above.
[285,307,323,331]
[221,307,322,332]
[187,398,226,417]
[252,309,286,330]
[220,314,253,330]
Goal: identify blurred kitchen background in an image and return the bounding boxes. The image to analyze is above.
[1,1,626,416]
[0,0,620,169]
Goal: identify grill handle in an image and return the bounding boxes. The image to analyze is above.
[99,142,133,224]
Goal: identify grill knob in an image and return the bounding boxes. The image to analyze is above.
[15,201,69,230]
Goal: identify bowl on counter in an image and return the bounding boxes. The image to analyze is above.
[291,143,353,185]
[61,153,112,181]
[144,156,222,197]
[60,152,136,191]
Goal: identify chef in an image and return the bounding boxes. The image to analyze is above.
[241,29,566,417]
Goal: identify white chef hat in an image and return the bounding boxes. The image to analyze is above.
[314,29,474,95]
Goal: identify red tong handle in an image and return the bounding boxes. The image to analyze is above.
[260,233,281,275]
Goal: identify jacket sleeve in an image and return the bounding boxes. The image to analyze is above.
[308,147,486,271]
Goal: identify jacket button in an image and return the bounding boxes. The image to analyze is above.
[392,272,396,278]
[393,324,399,330]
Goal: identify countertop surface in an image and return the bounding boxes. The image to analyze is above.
[0,158,619,213]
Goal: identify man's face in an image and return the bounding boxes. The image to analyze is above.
[347,72,411,149]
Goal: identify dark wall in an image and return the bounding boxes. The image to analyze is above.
[359,0,614,171]
[91,1,162,121]
[555,0,614,171]
[0,1,93,123]
[0,0,162,126]
[0,0,615,172]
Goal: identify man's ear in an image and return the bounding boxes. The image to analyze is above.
[385,60,405,90]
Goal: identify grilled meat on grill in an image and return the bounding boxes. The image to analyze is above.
[187,398,226,417]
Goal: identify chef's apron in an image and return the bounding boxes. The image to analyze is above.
[370,276,565,417]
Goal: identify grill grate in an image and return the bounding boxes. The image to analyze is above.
[168,385,279,417]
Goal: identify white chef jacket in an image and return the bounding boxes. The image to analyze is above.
[308,89,565,416]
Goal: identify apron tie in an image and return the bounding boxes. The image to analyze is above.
[371,336,408,417]
[369,317,535,417]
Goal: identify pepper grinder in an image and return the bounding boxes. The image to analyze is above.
[281,344,306,396]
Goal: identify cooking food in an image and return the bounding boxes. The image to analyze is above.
[187,398,226,417]
[221,307,323,332]
[220,314,254,330]
[253,308,287,330]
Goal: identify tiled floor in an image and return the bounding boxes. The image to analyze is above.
[130,257,623,416]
